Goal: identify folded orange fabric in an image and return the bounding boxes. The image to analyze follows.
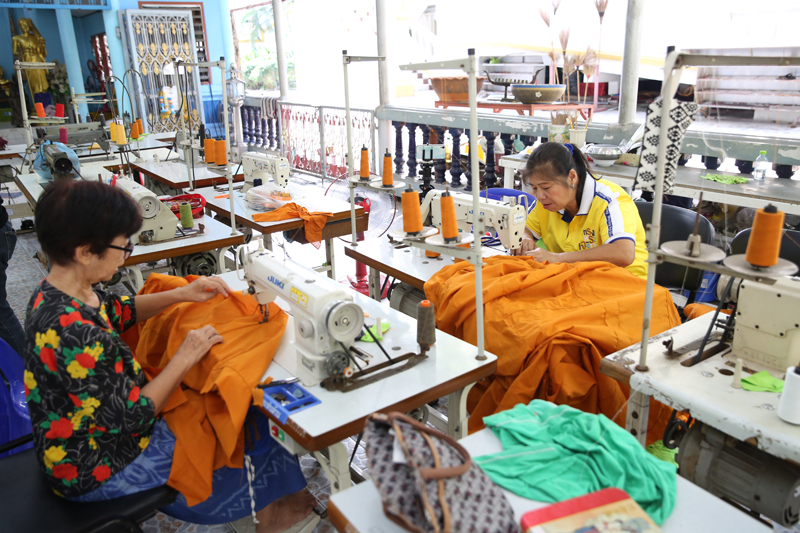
[423,257,681,445]
[121,274,288,505]
[684,302,732,320]
[252,202,332,244]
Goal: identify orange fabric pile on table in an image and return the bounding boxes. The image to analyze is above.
[122,274,288,505]
[424,256,681,444]
[252,203,333,244]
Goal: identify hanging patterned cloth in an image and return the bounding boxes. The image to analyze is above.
[633,96,699,193]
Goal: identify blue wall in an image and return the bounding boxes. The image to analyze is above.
[0,1,233,131]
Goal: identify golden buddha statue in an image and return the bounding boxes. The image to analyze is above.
[12,18,49,95]
[0,67,11,97]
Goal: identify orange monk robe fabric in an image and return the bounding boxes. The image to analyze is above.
[121,274,288,506]
[252,203,332,244]
[423,257,681,444]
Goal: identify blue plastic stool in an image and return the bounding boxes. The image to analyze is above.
[0,338,32,457]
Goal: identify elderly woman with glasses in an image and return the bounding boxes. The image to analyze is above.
[23,181,315,532]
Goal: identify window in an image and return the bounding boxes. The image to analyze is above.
[138,2,211,84]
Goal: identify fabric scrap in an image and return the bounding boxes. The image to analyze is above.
[122,274,288,506]
[252,202,332,243]
[742,370,784,393]
[424,256,681,443]
[475,401,676,525]
[646,440,679,467]
[701,173,748,185]
[358,322,390,342]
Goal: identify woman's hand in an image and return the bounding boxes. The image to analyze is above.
[173,325,224,367]
[515,237,538,256]
[525,248,562,263]
[177,276,233,303]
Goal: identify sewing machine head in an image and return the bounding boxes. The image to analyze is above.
[114,178,180,244]
[242,246,364,386]
[242,151,290,193]
[732,276,800,371]
[420,189,527,250]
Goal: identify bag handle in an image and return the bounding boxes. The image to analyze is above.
[383,412,473,480]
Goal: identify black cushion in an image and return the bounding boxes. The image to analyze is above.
[730,228,800,268]
[0,448,177,533]
[635,202,716,292]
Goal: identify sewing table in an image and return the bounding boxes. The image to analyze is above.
[13,169,244,292]
[195,180,368,280]
[130,158,245,194]
[344,237,508,301]
[217,271,498,499]
[500,152,800,215]
[327,427,770,533]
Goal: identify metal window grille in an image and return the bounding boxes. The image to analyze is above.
[139,2,210,84]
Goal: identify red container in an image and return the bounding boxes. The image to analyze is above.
[162,194,206,219]
[578,82,608,97]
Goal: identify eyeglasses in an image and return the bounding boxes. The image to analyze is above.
[107,239,134,260]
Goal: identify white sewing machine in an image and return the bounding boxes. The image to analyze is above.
[731,276,800,371]
[241,151,290,193]
[242,245,365,387]
[115,178,180,244]
[420,189,527,250]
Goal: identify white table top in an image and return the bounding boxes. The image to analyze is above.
[216,270,498,451]
[125,215,242,266]
[328,428,770,533]
[0,143,27,159]
[604,314,800,463]
[500,151,800,215]
[132,159,245,189]
[345,237,508,291]
[110,133,176,153]
[196,182,365,235]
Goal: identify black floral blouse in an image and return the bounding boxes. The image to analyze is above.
[23,280,156,498]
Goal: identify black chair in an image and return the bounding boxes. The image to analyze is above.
[635,202,716,304]
[0,435,178,533]
[730,228,800,269]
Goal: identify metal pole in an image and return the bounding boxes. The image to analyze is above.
[618,0,644,125]
[467,49,485,362]
[16,62,32,149]
[375,0,392,171]
[221,58,237,237]
[637,49,683,371]
[273,0,289,98]
[319,107,327,183]
[343,52,358,247]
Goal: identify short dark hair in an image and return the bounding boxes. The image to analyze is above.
[522,142,597,202]
[35,180,142,266]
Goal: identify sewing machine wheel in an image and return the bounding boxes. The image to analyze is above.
[324,352,350,377]
[174,252,218,277]
[326,301,365,342]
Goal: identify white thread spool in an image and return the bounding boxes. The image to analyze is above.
[778,366,800,425]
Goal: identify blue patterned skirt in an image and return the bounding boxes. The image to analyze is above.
[68,409,306,524]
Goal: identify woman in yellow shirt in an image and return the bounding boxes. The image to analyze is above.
[517,142,649,279]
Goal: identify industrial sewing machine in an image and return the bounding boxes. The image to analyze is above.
[36,122,109,152]
[114,178,181,244]
[420,189,527,250]
[242,245,430,391]
[243,245,365,387]
[241,151,290,193]
[38,143,79,181]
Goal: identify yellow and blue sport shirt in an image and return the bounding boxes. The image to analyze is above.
[525,178,648,278]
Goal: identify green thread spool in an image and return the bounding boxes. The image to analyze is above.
[179,202,193,229]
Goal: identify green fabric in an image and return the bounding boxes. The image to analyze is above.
[701,173,748,185]
[742,371,784,392]
[535,238,548,251]
[358,322,391,342]
[475,400,676,525]
[646,440,678,467]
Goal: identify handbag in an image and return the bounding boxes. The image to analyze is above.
[364,412,518,533]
